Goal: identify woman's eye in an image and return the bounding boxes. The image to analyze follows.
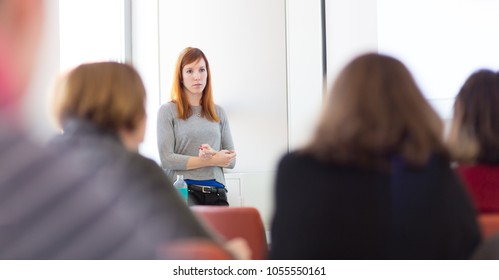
[186,69,192,74]
[200,68,206,72]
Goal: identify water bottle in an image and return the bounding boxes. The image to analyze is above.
[173,174,188,203]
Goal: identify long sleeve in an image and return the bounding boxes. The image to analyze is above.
[157,102,190,170]
[218,106,236,169]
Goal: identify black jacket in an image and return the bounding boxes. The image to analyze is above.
[270,151,481,260]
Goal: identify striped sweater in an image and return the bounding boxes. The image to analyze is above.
[0,117,213,259]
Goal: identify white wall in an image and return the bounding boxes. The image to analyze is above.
[158,0,288,173]
[58,0,125,72]
[325,0,499,121]
[286,0,324,151]
[132,0,162,163]
[377,0,499,120]
[325,0,379,92]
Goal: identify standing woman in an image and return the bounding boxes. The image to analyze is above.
[157,47,236,206]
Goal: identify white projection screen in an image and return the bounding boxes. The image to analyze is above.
[377,0,499,120]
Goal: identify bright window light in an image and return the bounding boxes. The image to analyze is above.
[378,0,499,119]
[59,0,125,72]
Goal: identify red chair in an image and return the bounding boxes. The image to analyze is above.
[191,206,268,259]
[478,214,499,238]
[161,238,233,260]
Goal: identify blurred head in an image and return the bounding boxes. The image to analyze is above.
[170,47,219,122]
[53,62,147,151]
[0,0,45,108]
[304,53,445,168]
[447,69,499,164]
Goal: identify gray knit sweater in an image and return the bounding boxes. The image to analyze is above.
[157,102,235,186]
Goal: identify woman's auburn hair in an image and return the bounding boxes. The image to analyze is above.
[303,53,447,168]
[52,61,146,132]
[170,47,219,122]
[447,69,499,164]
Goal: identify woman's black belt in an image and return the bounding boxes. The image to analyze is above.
[188,184,227,194]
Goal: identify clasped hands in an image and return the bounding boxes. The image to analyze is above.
[199,144,236,167]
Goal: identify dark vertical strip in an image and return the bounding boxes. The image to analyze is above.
[321,0,328,97]
[284,0,290,153]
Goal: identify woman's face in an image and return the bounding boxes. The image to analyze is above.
[181,58,208,95]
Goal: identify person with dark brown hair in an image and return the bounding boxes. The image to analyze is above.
[270,53,480,259]
[447,69,499,213]
[157,47,236,205]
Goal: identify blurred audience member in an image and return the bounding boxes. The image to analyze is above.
[447,69,499,213]
[270,53,481,260]
[43,61,215,259]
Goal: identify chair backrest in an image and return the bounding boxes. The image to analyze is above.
[161,238,233,260]
[191,206,268,260]
[478,214,499,238]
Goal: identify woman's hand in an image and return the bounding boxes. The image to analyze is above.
[198,144,217,159]
[211,150,236,167]
[187,146,236,169]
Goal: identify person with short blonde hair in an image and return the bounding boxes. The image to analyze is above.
[53,62,147,151]
[1,61,216,259]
